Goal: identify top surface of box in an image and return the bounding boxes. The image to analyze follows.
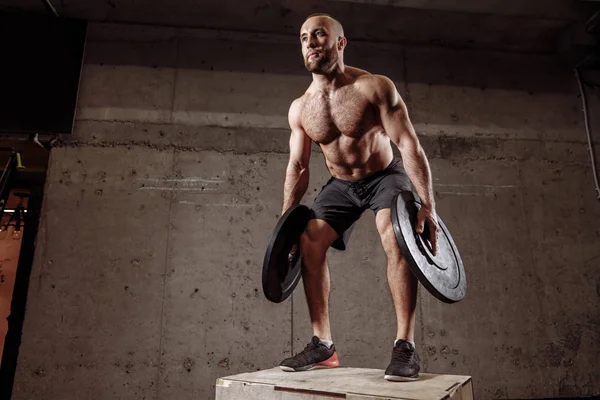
[218,367,472,399]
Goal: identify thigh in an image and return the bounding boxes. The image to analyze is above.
[310,180,362,251]
[368,163,412,214]
[301,218,339,249]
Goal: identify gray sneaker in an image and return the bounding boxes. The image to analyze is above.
[384,340,420,381]
[280,336,339,372]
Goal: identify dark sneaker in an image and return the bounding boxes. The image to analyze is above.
[384,340,420,381]
[280,336,339,372]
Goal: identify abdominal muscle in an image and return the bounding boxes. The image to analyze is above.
[320,128,395,181]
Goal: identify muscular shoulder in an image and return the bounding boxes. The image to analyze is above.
[356,74,399,107]
[288,96,306,129]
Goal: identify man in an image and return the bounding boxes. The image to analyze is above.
[279,13,439,382]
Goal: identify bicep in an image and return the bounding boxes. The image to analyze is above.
[288,125,311,168]
[377,78,419,151]
[287,101,311,168]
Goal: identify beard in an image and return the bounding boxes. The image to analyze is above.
[304,50,337,73]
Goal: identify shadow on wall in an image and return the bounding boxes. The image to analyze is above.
[83,21,576,94]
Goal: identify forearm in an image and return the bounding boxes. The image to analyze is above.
[376,75,435,209]
[401,144,435,209]
[282,163,309,214]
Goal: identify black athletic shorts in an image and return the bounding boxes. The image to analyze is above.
[309,158,411,251]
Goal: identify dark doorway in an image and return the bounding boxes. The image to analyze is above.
[0,141,49,399]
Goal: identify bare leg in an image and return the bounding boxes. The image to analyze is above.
[375,209,418,342]
[300,219,339,340]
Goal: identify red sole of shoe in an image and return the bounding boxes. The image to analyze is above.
[316,351,339,368]
[280,352,340,372]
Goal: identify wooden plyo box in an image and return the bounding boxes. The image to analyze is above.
[216,367,473,400]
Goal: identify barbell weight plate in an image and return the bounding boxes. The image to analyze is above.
[262,204,310,303]
[391,191,466,303]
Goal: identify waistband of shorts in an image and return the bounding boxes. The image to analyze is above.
[331,157,401,185]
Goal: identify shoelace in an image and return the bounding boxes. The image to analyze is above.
[298,338,319,355]
[393,347,414,363]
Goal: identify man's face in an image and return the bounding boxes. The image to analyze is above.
[300,17,341,74]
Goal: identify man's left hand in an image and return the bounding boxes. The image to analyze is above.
[416,205,439,256]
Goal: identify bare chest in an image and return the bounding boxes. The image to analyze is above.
[300,88,375,144]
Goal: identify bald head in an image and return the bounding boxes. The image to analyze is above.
[299,13,347,74]
[301,13,344,38]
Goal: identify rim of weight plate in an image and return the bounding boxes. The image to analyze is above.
[391,191,466,303]
[262,204,310,303]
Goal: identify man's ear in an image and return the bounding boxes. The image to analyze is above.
[337,36,347,51]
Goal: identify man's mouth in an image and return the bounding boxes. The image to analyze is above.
[308,52,319,60]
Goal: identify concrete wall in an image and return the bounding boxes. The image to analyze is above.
[10,22,600,399]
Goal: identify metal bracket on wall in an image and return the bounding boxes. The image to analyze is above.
[575,68,600,200]
[41,0,59,17]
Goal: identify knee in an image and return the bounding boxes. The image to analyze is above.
[300,229,326,252]
[300,222,331,259]
[383,233,401,259]
[378,222,402,260]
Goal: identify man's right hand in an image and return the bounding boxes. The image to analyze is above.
[416,205,438,256]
